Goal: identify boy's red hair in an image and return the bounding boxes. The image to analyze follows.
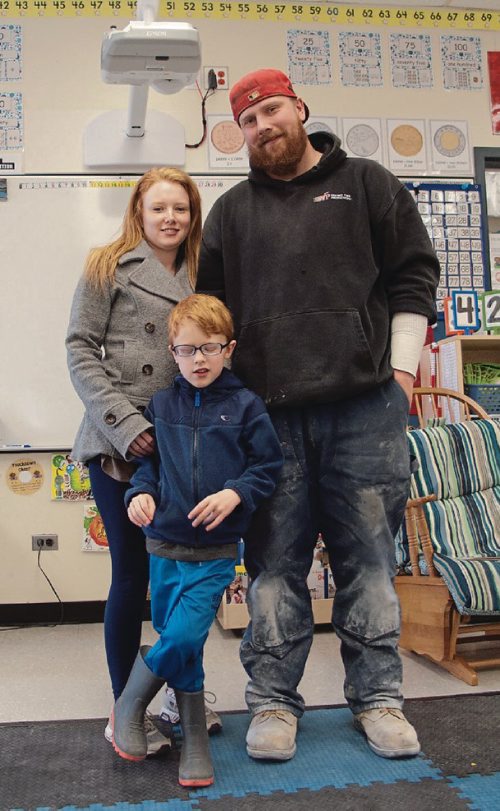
[168,294,234,345]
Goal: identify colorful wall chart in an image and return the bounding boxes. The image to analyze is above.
[407,182,487,313]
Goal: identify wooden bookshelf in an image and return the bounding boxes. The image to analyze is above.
[420,334,500,419]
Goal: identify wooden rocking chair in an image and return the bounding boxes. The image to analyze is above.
[395,387,500,685]
[411,385,488,426]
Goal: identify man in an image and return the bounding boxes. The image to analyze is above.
[196,68,440,761]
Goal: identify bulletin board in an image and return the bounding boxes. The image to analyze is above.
[0,174,244,448]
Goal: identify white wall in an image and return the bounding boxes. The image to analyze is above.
[11,17,500,174]
[0,452,110,603]
[1,11,500,605]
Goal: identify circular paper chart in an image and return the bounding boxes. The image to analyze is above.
[390,124,423,157]
[6,458,44,495]
[433,125,466,158]
[306,120,335,136]
[345,124,379,157]
[210,120,245,154]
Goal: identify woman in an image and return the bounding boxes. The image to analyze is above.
[66,167,218,753]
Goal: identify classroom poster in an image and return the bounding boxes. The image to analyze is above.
[339,31,383,88]
[0,25,22,81]
[429,119,472,175]
[441,35,483,91]
[51,454,92,501]
[82,503,109,552]
[0,91,23,152]
[486,171,500,218]
[387,119,427,174]
[342,118,384,164]
[305,116,338,139]
[5,457,43,495]
[487,52,500,135]
[287,29,332,85]
[207,115,248,170]
[390,33,433,89]
[489,233,500,287]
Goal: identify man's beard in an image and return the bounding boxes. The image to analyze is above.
[248,120,308,177]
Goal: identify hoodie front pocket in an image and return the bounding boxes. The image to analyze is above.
[234,309,377,405]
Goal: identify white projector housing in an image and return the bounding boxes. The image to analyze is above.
[84,7,201,170]
[101,21,201,94]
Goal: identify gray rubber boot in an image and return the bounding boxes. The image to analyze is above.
[175,689,214,787]
[112,645,165,761]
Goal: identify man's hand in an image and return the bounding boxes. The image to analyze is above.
[128,493,156,527]
[188,489,241,532]
[128,430,155,458]
[393,369,415,406]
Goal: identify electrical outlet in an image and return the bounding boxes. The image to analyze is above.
[32,534,58,551]
[203,66,229,91]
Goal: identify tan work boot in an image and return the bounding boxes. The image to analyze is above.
[246,709,298,761]
[354,708,420,758]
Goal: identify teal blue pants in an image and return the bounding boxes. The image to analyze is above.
[145,555,236,692]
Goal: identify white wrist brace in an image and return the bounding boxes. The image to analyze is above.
[390,312,428,378]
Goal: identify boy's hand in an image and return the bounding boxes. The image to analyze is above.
[188,489,241,532]
[128,493,156,527]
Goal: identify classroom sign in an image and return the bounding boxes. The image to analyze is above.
[481,290,500,334]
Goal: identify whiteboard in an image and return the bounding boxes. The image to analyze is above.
[0,174,244,448]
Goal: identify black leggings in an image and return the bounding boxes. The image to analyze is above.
[88,458,149,700]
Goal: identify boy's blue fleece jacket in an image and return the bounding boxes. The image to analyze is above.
[125,368,283,547]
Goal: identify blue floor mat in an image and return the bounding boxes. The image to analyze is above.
[1,693,499,811]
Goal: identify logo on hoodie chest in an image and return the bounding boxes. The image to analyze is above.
[313,191,352,203]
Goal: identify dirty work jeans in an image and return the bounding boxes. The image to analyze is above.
[240,378,411,717]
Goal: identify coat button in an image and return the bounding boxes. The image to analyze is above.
[105,413,116,425]
[145,322,155,333]
[142,364,153,376]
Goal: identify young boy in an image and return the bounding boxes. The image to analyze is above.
[111,294,283,787]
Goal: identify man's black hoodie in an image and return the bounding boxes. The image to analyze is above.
[197,133,440,408]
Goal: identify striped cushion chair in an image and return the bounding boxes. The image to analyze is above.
[395,418,500,686]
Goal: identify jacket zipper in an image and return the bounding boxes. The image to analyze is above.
[193,389,201,545]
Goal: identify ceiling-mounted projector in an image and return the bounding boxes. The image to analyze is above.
[84,2,201,170]
[101,21,201,94]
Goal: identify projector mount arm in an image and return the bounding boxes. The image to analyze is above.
[127,0,159,138]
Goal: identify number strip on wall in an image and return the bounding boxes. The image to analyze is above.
[0,1,499,31]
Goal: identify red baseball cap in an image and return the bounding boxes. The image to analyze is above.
[230,68,309,124]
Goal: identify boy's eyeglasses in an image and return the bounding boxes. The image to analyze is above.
[172,342,230,357]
